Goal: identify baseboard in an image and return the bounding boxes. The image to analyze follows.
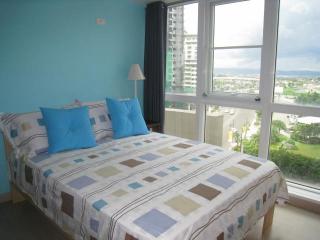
[289,194,320,215]
[287,182,320,215]
[0,192,11,203]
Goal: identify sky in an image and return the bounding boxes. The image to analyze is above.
[182,0,320,72]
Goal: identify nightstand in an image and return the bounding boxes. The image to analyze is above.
[146,121,161,133]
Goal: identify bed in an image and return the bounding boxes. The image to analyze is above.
[3,132,288,240]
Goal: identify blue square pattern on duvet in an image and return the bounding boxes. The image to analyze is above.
[32,153,50,163]
[40,107,97,154]
[128,182,143,189]
[67,176,96,190]
[134,209,177,237]
[106,98,149,139]
[207,151,216,156]
[168,166,179,172]
[139,153,160,161]
[99,115,107,122]
[90,118,96,125]
[90,218,99,233]
[155,171,168,177]
[207,174,235,189]
[37,118,45,126]
[74,158,84,163]
[190,157,201,162]
[93,199,108,211]
[43,169,53,178]
[10,129,18,138]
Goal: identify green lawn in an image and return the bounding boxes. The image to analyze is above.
[269,140,320,159]
[290,142,320,159]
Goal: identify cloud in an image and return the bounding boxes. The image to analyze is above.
[184,3,198,34]
[214,49,261,69]
[178,0,320,72]
[214,0,264,47]
[277,0,320,71]
[282,1,310,14]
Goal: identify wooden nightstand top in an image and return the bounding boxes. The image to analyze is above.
[145,121,161,133]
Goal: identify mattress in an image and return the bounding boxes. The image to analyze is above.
[7,132,288,240]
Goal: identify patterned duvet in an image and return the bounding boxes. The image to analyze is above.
[8,133,288,240]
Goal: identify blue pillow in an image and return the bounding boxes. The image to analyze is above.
[40,107,97,154]
[106,98,149,139]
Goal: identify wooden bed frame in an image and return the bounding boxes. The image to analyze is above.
[2,135,275,239]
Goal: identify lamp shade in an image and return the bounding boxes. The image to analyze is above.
[128,64,145,81]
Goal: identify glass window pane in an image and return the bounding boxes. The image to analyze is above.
[164,101,197,140]
[211,48,261,94]
[166,3,198,95]
[205,105,261,157]
[214,0,264,47]
[275,0,320,107]
[269,113,320,189]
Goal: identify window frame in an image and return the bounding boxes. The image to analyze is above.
[165,0,320,193]
[207,0,265,96]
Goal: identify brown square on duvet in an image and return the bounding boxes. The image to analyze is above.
[61,191,74,218]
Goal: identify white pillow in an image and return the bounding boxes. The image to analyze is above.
[0,112,49,158]
[67,100,113,141]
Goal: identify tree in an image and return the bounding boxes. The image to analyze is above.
[291,123,320,144]
[270,149,320,182]
[272,120,286,134]
[234,131,241,149]
[269,120,287,144]
[255,111,262,126]
[242,132,260,156]
[232,121,251,153]
[240,131,320,182]
[296,91,320,105]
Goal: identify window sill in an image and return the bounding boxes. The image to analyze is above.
[287,181,320,214]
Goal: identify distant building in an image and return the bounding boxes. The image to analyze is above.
[183,34,197,89]
[167,7,198,93]
[167,6,185,93]
[166,6,261,95]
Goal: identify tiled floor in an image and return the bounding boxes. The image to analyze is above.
[247,204,320,240]
[0,201,319,240]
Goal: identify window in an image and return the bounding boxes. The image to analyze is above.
[166,3,198,95]
[205,105,261,156]
[269,113,320,189]
[211,49,261,94]
[165,0,320,192]
[274,0,320,107]
[164,101,197,140]
[213,0,264,47]
[209,0,265,95]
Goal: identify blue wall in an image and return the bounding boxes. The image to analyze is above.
[0,0,145,194]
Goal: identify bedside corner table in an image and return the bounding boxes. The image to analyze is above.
[145,121,161,133]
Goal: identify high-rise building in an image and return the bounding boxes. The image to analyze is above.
[167,6,185,93]
[183,34,197,89]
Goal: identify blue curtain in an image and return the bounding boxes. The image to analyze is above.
[143,1,167,132]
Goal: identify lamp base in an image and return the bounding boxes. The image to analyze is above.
[134,80,137,98]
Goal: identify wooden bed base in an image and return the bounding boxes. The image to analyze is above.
[2,135,275,239]
[262,204,275,236]
[11,184,26,203]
